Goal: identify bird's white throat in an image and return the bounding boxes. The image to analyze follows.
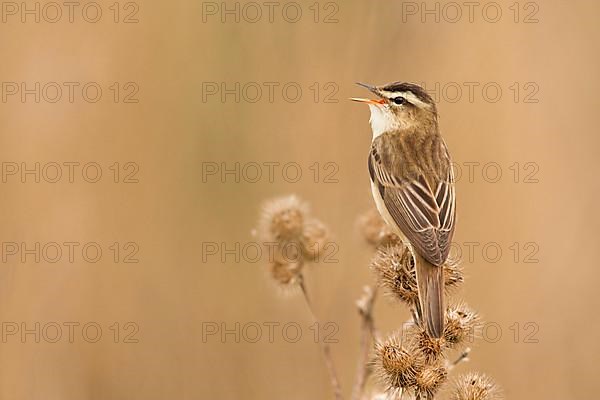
[368,104,400,140]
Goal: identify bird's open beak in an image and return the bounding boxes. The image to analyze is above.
[349,97,385,104]
[350,82,385,104]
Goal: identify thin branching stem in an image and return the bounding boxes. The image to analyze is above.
[300,276,344,400]
[447,348,471,371]
[351,285,378,400]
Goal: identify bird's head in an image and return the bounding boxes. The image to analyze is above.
[351,82,437,138]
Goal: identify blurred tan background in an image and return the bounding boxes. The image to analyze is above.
[0,0,598,399]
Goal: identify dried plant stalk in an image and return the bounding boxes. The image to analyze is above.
[351,285,377,400]
[300,278,344,400]
[256,199,501,400]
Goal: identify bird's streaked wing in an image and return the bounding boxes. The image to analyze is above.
[368,144,455,266]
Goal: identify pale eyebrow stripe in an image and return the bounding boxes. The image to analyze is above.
[380,90,432,109]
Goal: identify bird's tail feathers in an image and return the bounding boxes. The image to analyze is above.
[414,253,445,338]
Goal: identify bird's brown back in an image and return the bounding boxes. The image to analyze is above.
[373,127,451,189]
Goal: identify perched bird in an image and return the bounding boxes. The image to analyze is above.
[352,82,456,338]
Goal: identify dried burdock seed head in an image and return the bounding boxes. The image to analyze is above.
[259,195,308,242]
[373,334,420,391]
[443,259,464,292]
[451,372,501,400]
[268,259,303,289]
[406,324,446,363]
[370,244,418,305]
[358,208,401,248]
[444,303,480,347]
[371,244,461,307]
[300,218,330,262]
[274,240,303,264]
[414,362,448,399]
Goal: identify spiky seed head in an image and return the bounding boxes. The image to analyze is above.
[444,304,480,347]
[358,208,401,248]
[370,242,462,307]
[373,335,420,390]
[275,240,303,264]
[414,362,448,399]
[258,195,308,242]
[268,259,303,288]
[451,372,502,400]
[370,244,418,305]
[300,218,330,262]
[406,324,446,363]
[443,259,464,292]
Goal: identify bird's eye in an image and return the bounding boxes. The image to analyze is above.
[392,96,406,105]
